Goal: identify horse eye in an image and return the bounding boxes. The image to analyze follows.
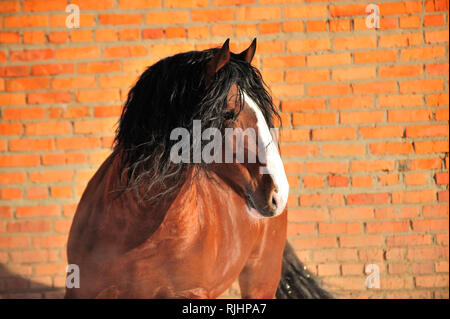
[224,111,235,120]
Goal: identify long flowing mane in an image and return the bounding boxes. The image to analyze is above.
[113,47,280,203]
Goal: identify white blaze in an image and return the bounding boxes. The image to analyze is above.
[243,92,289,216]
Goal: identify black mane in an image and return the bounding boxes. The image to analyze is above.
[114,46,280,202]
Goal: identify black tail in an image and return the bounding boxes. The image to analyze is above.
[276,241,334,299]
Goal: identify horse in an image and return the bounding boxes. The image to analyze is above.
[65,39,332,299]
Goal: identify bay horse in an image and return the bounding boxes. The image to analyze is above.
[65,39,331,299]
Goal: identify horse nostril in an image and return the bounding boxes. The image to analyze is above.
[272,196,277,208]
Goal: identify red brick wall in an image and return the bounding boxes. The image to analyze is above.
[0,0,448,299]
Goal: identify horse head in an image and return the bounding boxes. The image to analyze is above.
[205,39,289,218]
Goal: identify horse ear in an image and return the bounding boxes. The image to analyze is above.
[206,39,230,82]
[237,38,257,64]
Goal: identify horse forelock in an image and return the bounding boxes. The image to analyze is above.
[113,47,280,203]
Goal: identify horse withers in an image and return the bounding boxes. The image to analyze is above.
[65,39,331,299]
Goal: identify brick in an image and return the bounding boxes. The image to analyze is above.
[406,124,448,137]
[340,111,384,124]
[322,144,365,156]
[414,140,449,153]
[10,250,49,264]
[74,119,116,134]
[416,275,449,288]
[435,172,449,185]
[307,53,351,67]
[379,33,422,47]
[104,45,147,58]
[392,190,436,203]
[413,219,448,232]
[366,221,409,233]
[50,186,72,198]
[260,22,280,34]
[370,142,413,155]
[48,31,68,43]
[409,157,442,170]
[303,176,324,188]
[359,126,404,139]
[9,138,54,152]
[29,171,73,183]
[329,19,351,32]
[354,50,397,64]
[380,65,423,78]
[425,29,449,43]
[405,172,427,185]
[7,221,51,233]
[333,67,376,81]
[26,187,48,200]
[306,20,327,32]
[282,21,304,33]
[23,31,47,43]
[330,4,366,17]
[305,162,348,174]
[401,46,446,61]
[400,79,444,93]
[352,176,372,188]
[424,14,445,26]
[75,88,120,103]
[0,154,40,167]
[118,0,161,8]
[0,172,26,185]
[340,235,384,247]
[146,11,190,24]
[294,237,337,249]
[312,128,356,141]
[56,137,100,150]
[334,36,376,50]
[379,94,423,108]
[0,237,30,249]
[281,99,325,112]
[280,144,318,157]
[0,32,20,43]
[293,113,335,126]
[143,28,165,39]
[308,84,350,96]
[2,107,45,120]
[32,64,74,76]
[237,7,280,20]
[347,193,390,205]
[286,39,330,52]
[353,81,397,94]
[78,61,121,74]
[0,65,30,77]
[55,47,100,60]
[71,0,115,9]
[52,76,96,90]
[0,1,20,13]
[388,109,432,122]
[263,56,305,70]
[25,122,71,135]
[284,5,327,18]
[426,62,449,75]
[328,175,349,187]
[399,15,421,28]
[387,234,432,246]
[6,77,50,92]
[95,29,117,42]
[4,15,48,28]
[1,188,22,200]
